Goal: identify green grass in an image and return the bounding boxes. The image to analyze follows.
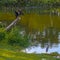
[0,48,60,60]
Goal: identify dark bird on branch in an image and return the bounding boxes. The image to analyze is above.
[15,9,24,18]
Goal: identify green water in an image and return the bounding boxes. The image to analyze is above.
[20,13,60,47]
[20,13,60,32]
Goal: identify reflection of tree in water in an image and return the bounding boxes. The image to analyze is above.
[41,27,59,48]
[28,27,59,48]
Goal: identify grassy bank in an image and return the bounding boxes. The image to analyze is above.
[0,48,60,60]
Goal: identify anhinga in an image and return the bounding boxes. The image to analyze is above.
[15,9,24,18]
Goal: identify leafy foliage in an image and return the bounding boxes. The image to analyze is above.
[0,28,6,40]
[50,52,59,56]
[7,27,30,48]
[0,25,30,49]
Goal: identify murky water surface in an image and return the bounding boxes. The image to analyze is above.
[20,13,60,54]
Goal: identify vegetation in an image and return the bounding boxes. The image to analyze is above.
[0,27,30,49]
[0,28,5,40]
[0,0,60,60]
[0,49,60,60]
[7,27,30,48]
[0,0,60,13]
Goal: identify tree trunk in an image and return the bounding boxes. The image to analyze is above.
[5,17,21,31]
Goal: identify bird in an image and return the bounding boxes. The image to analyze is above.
[15,9,24,18]
[15,10,19,18]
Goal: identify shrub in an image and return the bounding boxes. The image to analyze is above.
[50,52,59,56]
[7,27,30,48]
[0,28,6,40]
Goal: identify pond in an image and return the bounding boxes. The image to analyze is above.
[20,13,60,54]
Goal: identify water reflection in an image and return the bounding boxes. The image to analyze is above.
[25,44,60,54]
[21,27,60,54]
[20,14,60,53]
[27,27,59,47]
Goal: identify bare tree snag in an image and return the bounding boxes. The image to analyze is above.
[5,17,21,31]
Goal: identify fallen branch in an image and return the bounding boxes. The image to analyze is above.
[5,17,21,31]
